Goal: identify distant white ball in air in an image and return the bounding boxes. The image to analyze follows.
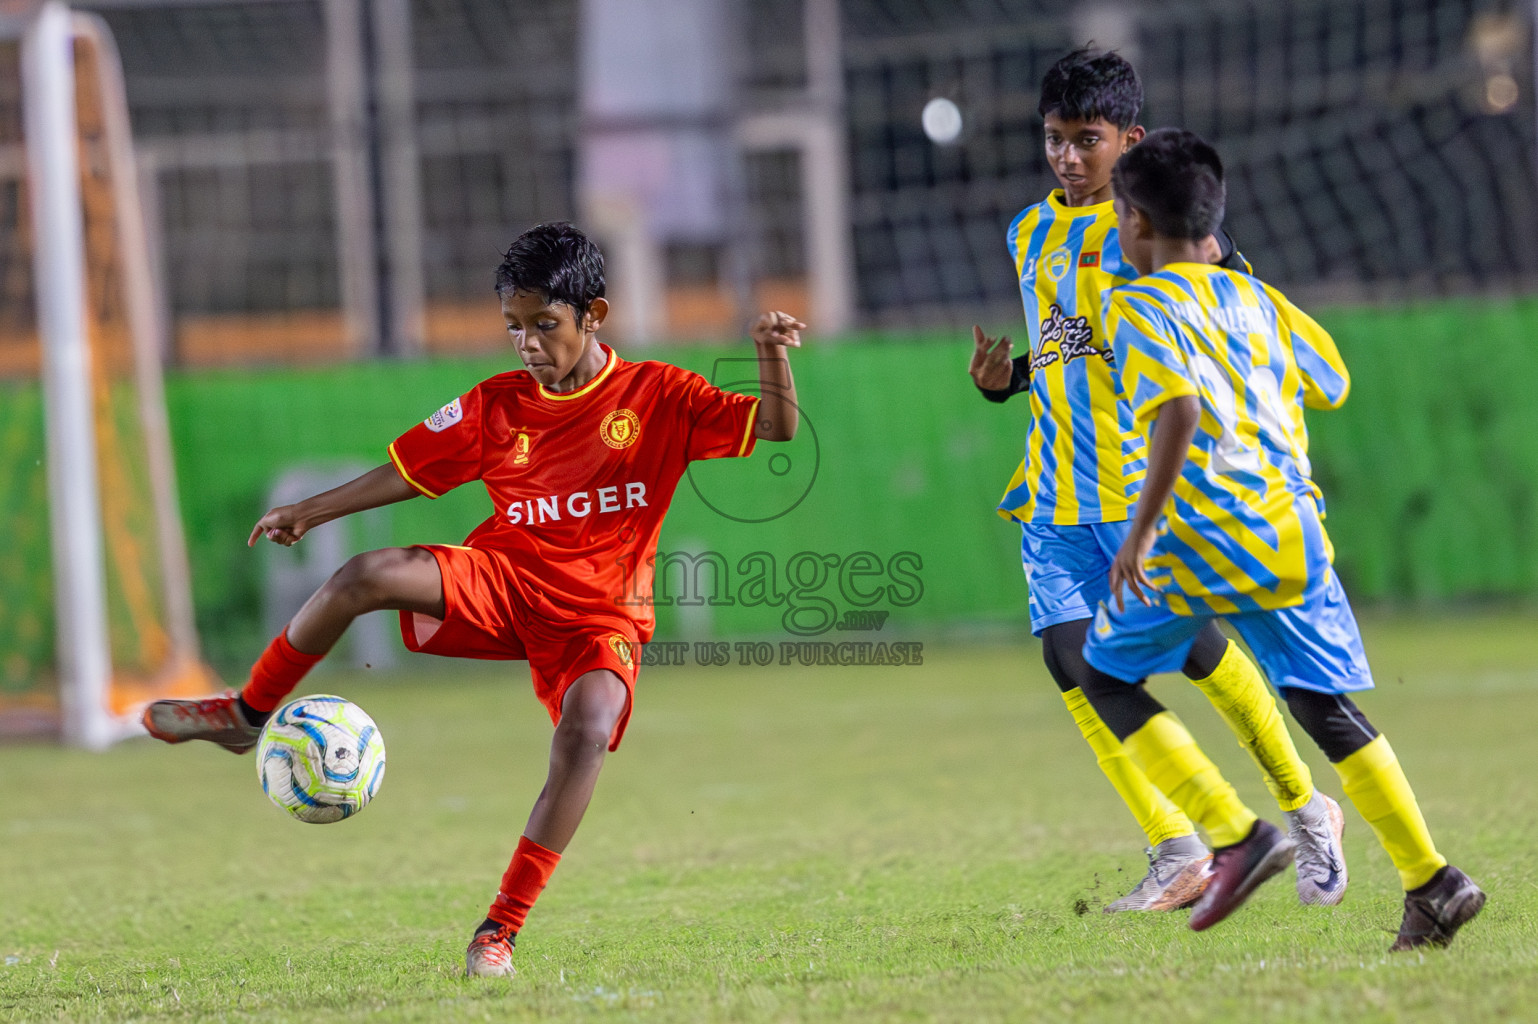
[922,97,963,145]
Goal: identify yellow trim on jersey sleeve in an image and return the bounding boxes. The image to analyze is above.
[537,347,618,401]
[388,442,440,499]
[736,396,761,457]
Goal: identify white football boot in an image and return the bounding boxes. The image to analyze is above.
[1104,834,1213,912]
[1286,791,1348,905]
[141,692,261,754]
[465,925,517,978]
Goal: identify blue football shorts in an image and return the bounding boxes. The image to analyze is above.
[1081,566,1374,695]
[1019,520,1134,636]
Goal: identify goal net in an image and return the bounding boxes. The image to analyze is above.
[0,5,214,748]
[840,0,1538,323]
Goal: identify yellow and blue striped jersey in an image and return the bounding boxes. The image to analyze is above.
[1105,262,1350,614]
[997,190,1142,525]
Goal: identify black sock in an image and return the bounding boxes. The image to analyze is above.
[475,917,515,940]
[237,695,270,728]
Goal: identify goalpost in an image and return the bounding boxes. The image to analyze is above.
[0,1,213,749]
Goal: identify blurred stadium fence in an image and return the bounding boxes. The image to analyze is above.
[165,299,1538,669]
[2,0,1530,366]
[845,0,1538,322]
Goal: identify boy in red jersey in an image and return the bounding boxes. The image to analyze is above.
[143,221,804,977]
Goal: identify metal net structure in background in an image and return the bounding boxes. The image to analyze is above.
[0,39,53,726]
[410,0,579,341]
[86,0,579,364]
[95,2,336,363]
[52,0,1538,355]
[840,0,1538,325]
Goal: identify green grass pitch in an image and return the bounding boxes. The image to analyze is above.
[3,615,1536,1022]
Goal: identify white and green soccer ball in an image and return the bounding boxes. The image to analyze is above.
[256,695,386,824]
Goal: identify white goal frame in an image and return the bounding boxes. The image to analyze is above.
[10,2,201,749]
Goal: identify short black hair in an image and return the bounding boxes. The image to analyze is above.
[1038,47,1142,130]
[1112,128,1226,240]
[494,221,605,320]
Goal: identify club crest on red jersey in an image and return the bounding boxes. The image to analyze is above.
[608,634,635,667]
[512,430,534,465]
[600,409,641,450]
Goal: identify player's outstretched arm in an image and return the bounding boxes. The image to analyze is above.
[248,463,420,548]
[749,310,802,442]
[1109,396,1200,610]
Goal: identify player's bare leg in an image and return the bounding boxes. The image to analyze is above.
[467,671,629,978]
[285,546,445,652]
[524,670,630,850]
[143,547,445,751]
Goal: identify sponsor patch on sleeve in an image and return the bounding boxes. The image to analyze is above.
[425,398,463,433]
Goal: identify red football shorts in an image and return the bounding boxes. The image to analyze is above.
[399,544,640,750]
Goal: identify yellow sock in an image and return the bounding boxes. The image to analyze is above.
[1188,640,1314,812]
[1061,688,1196,847]
[1333,734,1446,890]
[1122,711,1258,848]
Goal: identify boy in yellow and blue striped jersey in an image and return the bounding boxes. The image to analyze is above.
[969,48,1345,912]
[1076,127,1485,946]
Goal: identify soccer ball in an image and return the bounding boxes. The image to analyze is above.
[255,695,386,824]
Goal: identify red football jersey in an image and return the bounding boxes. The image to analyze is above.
[388,345,759,641]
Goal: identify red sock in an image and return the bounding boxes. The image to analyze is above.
[242,629,325,713]
[487,835,562,932]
